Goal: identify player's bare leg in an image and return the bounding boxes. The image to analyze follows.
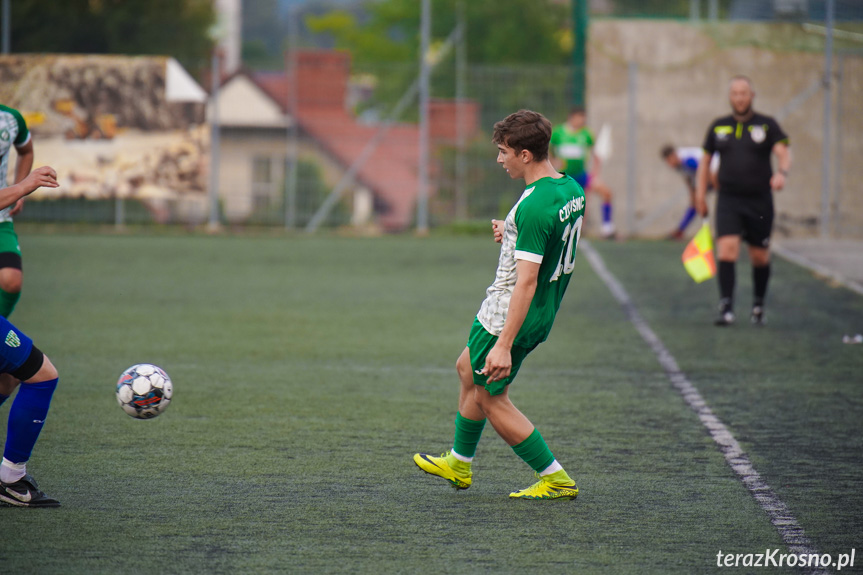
[0,267,22,318]
[1,352,60,507]
[471,385,533,446]
[0,372,20,410]
[715,235,741,326]
[748,245,770,325]
[456,348,484,421]
[413,348,485,489]
[469,386,577,499]
[0,373,18,397]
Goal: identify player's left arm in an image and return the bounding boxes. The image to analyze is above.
[590,150,602,179]
[770,141,791,191]
[482,258,539,383]
[10,132,34,216]
[768,117,790,191]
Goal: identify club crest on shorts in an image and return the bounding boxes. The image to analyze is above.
[5,330,20,348]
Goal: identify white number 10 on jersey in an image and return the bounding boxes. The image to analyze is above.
[550,215,583,283]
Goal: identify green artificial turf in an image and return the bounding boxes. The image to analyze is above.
[0,233,858,574]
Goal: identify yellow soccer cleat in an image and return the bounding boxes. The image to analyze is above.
[509,474,578,500]
[413,452,472,490]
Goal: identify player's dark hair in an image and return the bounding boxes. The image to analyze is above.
[660,144,675,159]
[492,109,552,162]
[569,106,585,117]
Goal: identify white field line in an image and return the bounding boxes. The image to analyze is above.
[580,241,830,575]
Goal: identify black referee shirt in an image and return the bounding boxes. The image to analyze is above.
[702,112,788,196]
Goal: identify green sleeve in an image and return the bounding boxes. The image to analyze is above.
[9,107,29,146]
[514,199,552,262]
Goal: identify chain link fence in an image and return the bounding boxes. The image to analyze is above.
[8,10,862,238]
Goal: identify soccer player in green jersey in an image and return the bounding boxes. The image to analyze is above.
[414,110,585,500]
[0,165,62,507]
[550,107,615,238]
[0,104,35,318]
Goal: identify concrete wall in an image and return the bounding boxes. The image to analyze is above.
[587,20,862,238]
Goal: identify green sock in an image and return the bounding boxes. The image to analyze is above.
[0,289,20,318]
[452,412,486,459]
[511,428,556,473]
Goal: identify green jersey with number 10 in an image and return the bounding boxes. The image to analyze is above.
[476,174,586,348]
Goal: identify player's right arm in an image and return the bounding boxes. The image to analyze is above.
[0,166,58,211]
[492,219,504,243]
[482,258,540,383]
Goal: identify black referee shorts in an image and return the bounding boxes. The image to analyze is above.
[715,192,774,248]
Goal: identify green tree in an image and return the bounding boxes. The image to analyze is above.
[306,0,570,66]
[609,0,693,18]
[10,0,215,75]
[242,0,287,70]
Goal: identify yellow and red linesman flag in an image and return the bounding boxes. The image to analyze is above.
[682,221,716,283]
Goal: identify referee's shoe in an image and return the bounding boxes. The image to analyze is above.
[714,299,735,326]
[750,305,766,326]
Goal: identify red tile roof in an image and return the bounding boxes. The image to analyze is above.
[296,108,419,231]
[253,71,290,111]
[245,52,477,231]
[250,68,419,230]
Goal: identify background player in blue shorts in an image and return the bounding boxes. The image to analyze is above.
[0,165,62,507]
[551,108,616,238]
[661,145,718,239]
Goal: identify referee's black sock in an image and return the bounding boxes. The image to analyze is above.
[718,261,735,309]
[753,264,770,307]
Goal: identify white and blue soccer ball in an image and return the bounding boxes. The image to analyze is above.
[116,363,173,419]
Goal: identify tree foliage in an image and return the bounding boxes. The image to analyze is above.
[9,0,215,74]
[242,0,288,70]
[306,0,571,66]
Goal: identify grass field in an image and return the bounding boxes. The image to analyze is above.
[1,232,861,574]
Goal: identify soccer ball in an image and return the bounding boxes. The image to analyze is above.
[116,364,173,419]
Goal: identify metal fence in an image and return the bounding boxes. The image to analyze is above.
[11,15,863,238]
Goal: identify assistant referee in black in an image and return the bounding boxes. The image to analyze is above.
[696,75,791,326]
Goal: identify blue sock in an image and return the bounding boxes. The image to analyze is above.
[678,207,697,232]
[0,393,8,408]
[602,202,612,224]
[3,378,58,464]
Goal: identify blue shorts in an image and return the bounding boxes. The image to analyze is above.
[574,172,591,190]
[0,315,34,375]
